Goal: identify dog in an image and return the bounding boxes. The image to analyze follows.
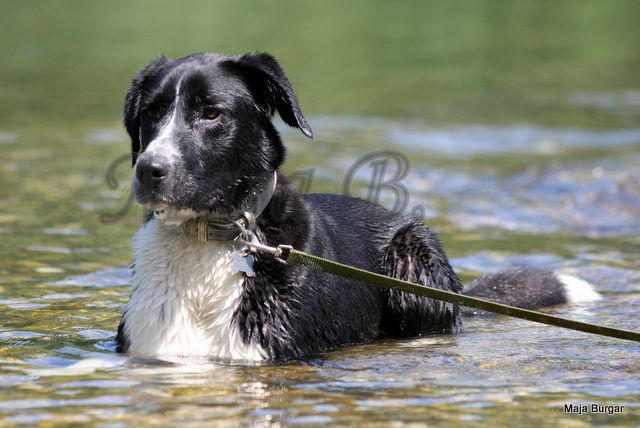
[115,52,599,361]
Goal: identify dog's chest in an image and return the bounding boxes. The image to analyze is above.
[122,220,266,360]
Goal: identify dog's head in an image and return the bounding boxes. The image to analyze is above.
[123,52,312,222]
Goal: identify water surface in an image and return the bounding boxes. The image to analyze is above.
[0,1,639,426]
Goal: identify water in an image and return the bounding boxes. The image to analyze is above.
[1,1,639,426]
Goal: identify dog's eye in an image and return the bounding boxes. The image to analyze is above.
[202,107,220,120]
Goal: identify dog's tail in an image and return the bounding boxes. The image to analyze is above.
[461,267,600,315]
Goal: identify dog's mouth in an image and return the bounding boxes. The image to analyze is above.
[144,172,278,227]
[147,202,206,226]
[149,202,169,217]
[147,200,240,228]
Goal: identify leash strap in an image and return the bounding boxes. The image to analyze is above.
[272,247,640,342]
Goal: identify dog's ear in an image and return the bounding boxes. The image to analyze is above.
[124,55,171,165]
[234,52,313,139]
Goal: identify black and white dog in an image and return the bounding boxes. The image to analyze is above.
[116,52,599,361]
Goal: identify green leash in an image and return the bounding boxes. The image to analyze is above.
[249,241,640,343]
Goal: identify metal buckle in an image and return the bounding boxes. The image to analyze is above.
[237,239,292,265]
[274,244,293,264]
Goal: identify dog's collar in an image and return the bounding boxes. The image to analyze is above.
[182,172,277,242]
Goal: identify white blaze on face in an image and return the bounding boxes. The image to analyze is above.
[142,78,184,164]
[133,78,192,220]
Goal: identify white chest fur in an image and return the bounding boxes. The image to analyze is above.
[122,220,267,361]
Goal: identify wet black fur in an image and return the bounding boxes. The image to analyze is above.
[116,52,569,360]
[461,268,568,315]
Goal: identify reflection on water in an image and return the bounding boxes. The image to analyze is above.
[1,114,639,425]
[311,117,640,155]
[1,0,640,425]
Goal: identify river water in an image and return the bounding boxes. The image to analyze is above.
[1,1,639,426]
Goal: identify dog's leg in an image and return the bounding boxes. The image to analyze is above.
[379,222,463,337]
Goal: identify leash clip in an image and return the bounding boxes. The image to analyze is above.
[239,239,292,265]
[234,211,292,264]
[274,244,293,264]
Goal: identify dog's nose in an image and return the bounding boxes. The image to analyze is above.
[136,156,172,189]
